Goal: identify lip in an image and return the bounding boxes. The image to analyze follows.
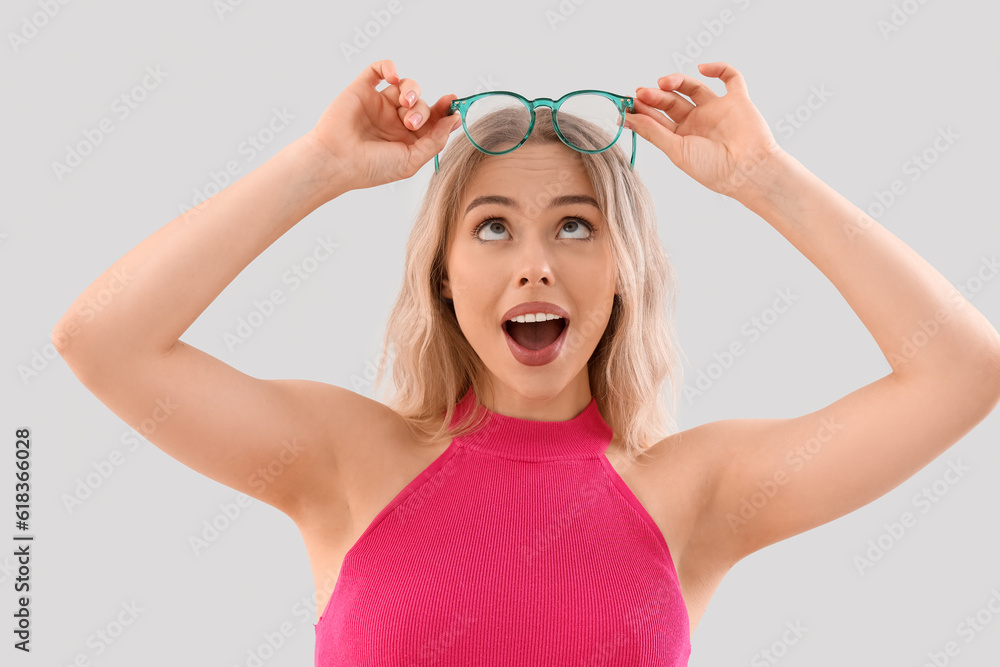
[503,317,569,366]
[500,301,570,367]
[501,301,571,325]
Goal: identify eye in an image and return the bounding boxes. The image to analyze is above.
[471,216,597,242]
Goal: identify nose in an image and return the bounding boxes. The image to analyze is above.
[516,242,553,288]
[520,274,549,287]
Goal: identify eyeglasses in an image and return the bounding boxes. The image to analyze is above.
[433,90,636,173]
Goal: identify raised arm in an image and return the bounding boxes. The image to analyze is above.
[51,130,351,518]
[51,59,462,522]
[624,62,1000,570]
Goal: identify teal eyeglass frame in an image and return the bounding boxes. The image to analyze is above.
[433,90,636,173]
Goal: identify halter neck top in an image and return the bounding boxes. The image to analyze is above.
[314,387,691,665]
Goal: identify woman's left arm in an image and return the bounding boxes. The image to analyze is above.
[626,63,1000,566]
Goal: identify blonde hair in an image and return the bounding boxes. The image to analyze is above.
[373,106,686,465]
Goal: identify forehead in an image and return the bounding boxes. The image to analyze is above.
[458,145,597,213]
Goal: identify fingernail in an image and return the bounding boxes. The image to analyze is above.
[409,113,422,127]
[405,91,417,106]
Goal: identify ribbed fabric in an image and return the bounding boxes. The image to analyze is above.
[314,387,691,666]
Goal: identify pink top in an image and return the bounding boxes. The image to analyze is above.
[314,386,691,665]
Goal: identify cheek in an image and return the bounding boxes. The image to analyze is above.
[567,260,617,341]
[450,284,503,340]
[446,250,493,296]
[568,253,615,292]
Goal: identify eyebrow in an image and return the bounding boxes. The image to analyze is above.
[464,194,601,217]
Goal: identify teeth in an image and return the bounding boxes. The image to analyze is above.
[507,312,564,324]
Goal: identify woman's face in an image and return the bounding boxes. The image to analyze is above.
[441,143,617,415]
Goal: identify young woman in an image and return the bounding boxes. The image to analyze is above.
[53,59,1000,665]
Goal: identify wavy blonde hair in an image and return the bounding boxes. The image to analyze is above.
[373,105,685,465]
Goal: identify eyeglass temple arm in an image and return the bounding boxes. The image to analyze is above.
[433,107,459,173]
[630,128,636,170]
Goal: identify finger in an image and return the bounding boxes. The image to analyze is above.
[431,94,463,134]
[359,59,400,88]
[697,62,748,96]
[631,98,678,132]
[624,104,682,160]
[398,94,460,136]
[395,77,421,108]
[636,86,694,123]
[395,92,458,131]
[658,71,718,105]
[402,96,466,172]
[362,60,409,110]
[377,76,424,111]
[428,94,462,132]
[397,97,432,130]
[430,94,459,123]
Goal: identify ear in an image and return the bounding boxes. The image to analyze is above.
[441,275,452,299]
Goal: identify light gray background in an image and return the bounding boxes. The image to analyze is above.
[3,0,999,664]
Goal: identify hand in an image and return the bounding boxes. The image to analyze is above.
[625,62,785,203]
[307,59,461,191]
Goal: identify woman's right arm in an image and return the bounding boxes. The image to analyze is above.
[51,59,460,524]
[51,134,362,523]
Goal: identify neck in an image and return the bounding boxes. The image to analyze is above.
[474,372,594,422]
[449,385,613,461]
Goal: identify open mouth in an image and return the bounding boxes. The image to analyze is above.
[503,318,568,351]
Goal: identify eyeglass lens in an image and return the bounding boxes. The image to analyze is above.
[461,93,624,154]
